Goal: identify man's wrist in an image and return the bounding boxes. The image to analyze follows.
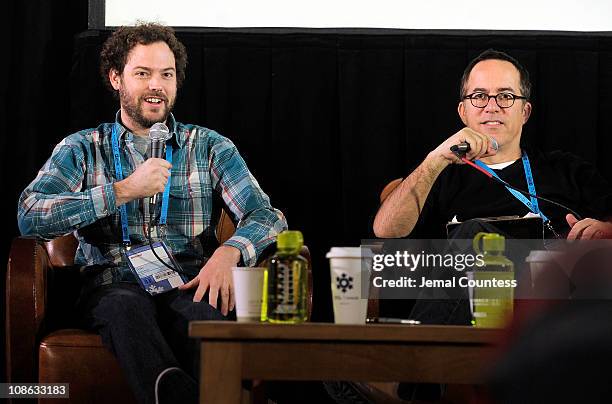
[424,151,451,173]
[113,180,133,207]
[214,245,242,265]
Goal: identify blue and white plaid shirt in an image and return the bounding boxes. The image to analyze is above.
[18,113,287,286]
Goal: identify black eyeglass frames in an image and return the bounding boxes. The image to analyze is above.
[463,92,528,108]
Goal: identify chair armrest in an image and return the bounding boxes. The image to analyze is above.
[380,178,403,203]
[216,207,236,245]
[5,237,52,383]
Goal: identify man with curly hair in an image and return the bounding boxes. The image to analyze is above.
[18,22,287,404]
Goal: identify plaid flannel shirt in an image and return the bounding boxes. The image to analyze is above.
[18,113,287,286]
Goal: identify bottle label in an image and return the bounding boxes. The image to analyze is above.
[272,262,299,315]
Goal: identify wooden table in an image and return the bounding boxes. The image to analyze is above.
[189,321,500,404]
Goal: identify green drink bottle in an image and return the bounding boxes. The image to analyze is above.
[264,230,308,323]
[471,232,515,328]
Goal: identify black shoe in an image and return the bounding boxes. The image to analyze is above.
[155,367,198,404]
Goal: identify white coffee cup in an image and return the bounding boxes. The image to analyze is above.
[231,267,266,322]
[526,250,568,296]
[526,250,564,283]
[326,247,373,324]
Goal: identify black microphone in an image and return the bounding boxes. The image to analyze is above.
[145,122,179,271]
[148,122,170,209]
[450,137,499,155]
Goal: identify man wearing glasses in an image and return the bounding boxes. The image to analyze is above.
[349,49,612,404]
[373,49,612,241]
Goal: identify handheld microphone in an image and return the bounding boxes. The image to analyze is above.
[450,137,499,155]
[145,122,179,272]
[149,122,170,159]
[148,122,170,208]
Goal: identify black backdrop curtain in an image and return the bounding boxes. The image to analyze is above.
[68,30,612,323]
[1,0,89,383]
[3,0,612,383]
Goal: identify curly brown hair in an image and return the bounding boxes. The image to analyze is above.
[99,22,188,93]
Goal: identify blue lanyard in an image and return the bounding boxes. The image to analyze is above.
[159,145,173,224]
[111,124,173,246]
[474,152,550,222]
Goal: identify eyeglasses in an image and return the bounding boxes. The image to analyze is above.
[463,92,528,109]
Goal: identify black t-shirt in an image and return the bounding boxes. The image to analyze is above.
[410,149,612,238]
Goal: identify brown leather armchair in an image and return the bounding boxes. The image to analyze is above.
[6,210,311,404]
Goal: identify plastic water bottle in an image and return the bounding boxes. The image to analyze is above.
[263,230,308,323]
[471,232,515,328]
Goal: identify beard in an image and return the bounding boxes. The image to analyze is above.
[119,87,175,129]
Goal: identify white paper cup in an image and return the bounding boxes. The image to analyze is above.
[526,250,564,285]
[326,247,372,324]
[526,250,568,296]
[231,267,266,322]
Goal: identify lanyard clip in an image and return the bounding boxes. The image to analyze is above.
[544,220,561,239]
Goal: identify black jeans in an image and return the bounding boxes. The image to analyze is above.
[77,282,229,404]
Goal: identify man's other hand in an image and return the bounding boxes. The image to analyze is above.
[179,245,241,315]
[566,214,612,240]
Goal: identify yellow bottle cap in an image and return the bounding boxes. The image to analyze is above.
[277,230,304,250]
[473,232,505,254]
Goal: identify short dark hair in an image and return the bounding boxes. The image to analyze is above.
[459,49,531,101]
[99,22,188,93]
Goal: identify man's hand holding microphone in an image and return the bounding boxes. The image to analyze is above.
[113,158,172,207]
[428,127,498,167]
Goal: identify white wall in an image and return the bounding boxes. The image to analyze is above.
[105,0,612,31]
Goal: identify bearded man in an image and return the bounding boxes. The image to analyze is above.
[18,23,287,404]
